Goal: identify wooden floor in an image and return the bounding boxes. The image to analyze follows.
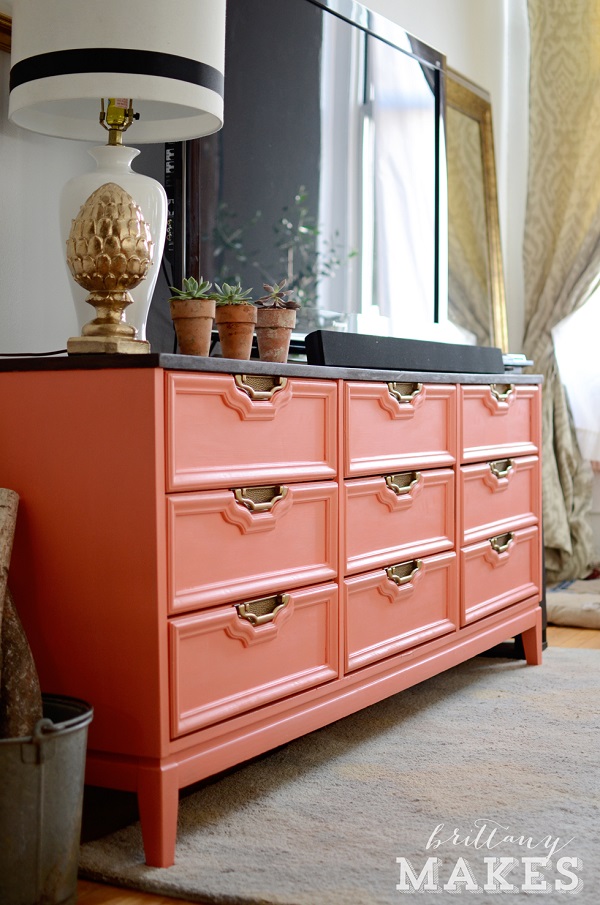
[545,624,600,649]
[77,624,600,905]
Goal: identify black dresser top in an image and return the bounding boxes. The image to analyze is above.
[0,353,542,384]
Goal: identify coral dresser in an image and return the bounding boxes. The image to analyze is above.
[0,355,543,867]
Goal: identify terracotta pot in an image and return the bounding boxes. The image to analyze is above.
[256,307,297,363]
[169,297,216,356]
[215,304,257,360]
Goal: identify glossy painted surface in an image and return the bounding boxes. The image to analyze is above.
[460,526,541,625]
[344,382,457,476]
[344,551,459,672]
[167,481,338,612]
[167,372,338,490]
[0,368,169,760]
[344,468,454,574]
[170,583,339,736]
[460,384,541,462]
[0,364,543,868]
[459,455,540,545]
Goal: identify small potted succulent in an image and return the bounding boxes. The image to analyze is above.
[169,276,215,357]
[255,279,301,362]
[212,281,257,360]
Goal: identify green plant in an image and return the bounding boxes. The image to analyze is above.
[211,281,254,306]
[206,189,356,315]
[269,187,357,311]
[209,202,262,283]
[255,278,301,309]
[169,276,213,299]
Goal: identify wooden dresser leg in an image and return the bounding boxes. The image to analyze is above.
[521,609,543,666]
[137,765,180,868]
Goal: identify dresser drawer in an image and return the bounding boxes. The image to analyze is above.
[460,384,541,463]
[166,372,337,491]
[460,525,541,625]
[344,382,457,477]
[169,583,339,737]
[343,551,458,672]
[167,481,338,613]
[459,455,540,545]
[344,468,454,575]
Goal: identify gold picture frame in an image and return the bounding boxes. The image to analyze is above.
[0,13,10,53]
[446,68,508,352]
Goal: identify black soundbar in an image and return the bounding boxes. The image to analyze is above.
[305,330,505,374]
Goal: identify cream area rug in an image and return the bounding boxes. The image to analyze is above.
[79,648,600,904]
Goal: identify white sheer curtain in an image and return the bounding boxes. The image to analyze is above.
[553,292,600,470]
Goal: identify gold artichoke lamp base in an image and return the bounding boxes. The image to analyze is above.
[66,181,155,355]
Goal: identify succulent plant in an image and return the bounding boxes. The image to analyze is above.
[169,276,213,299]
[211,281,254,305]
[255,278,301,309]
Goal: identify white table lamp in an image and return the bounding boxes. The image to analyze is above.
[8,0,226,354]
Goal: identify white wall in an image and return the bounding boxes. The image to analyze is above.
[0,50,90,353]
[0,1,529,355]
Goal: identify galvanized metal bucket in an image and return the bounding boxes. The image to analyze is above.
[0,694,93,905]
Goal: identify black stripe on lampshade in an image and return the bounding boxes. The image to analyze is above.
[8,0,226,142]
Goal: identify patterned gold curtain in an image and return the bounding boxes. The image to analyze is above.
[523,0,600,581]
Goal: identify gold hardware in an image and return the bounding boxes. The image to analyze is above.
[489,459,514,479]
[489,532,514,554]
[387,382,423,404]
[385,472,421,495]
[99,98,139,146]
[234,485,288,512]
[235,374,288,400]
[236,594,290,625]
[490,384,515,402]
[386,559,423,586]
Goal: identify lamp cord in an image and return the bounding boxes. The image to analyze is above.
[0,350,68,357]
[0,254,177,360]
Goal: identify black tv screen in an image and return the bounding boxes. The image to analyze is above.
[152,0,446,353]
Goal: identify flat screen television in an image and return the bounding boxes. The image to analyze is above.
[148,0,447,355]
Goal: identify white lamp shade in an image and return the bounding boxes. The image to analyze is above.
[8,0,226,142]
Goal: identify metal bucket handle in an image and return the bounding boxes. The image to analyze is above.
[20,698,93,764]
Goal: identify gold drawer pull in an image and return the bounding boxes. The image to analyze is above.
[387,382,423,404]
[385,471,421,495]
[234,485,288,512]
[489,532,514,554]
[489,459,514,479]
[386,559,423,586]
[235,374,288,401]
[490,383,515,402]
[236,594,290,626]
